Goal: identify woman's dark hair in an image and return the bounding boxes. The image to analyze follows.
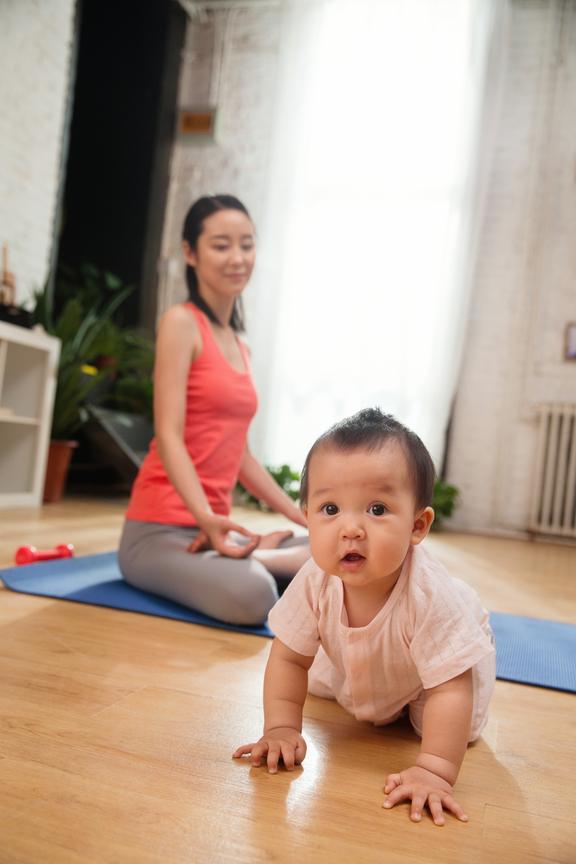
[182,194,252,332]
[299,407,436,511]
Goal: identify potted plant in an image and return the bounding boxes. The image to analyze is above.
[32,265,137,502]
[430,479,459,529]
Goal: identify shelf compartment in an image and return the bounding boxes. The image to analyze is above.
[0,321,60,508]
[0,424,37,493]
[2,341,49,420]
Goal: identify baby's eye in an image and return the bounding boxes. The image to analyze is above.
[321,503,339,516]
[368,503,387,516]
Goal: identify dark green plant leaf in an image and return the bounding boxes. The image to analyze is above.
[236,464,302,510]
[30,263,149,439]
[431,480,459,530]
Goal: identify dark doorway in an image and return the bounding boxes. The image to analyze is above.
[56,0,186,329]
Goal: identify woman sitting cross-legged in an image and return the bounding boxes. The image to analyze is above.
[118,194,309,625]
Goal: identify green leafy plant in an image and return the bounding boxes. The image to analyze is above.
[32,264,153,438]
[50,263,127,317]
[236,463,301,509]
[102,329,155,422]
[431,479,459,530]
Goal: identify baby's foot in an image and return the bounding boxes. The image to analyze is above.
[256,530,294,550]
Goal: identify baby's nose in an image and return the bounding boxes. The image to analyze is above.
[341,519,366,539]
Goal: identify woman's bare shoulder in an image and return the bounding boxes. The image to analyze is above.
[159,302,198,328]
[159,303,200,337]
[157,303,201,356]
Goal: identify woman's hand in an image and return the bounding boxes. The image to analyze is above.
[233,727,307,773]
[382,765,468,826]
[188,514,260,559]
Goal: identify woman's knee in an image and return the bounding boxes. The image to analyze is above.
[220,566,278,626]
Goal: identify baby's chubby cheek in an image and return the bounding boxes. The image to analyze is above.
[306,535,331,571]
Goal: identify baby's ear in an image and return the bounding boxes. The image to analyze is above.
[411,507,435,545]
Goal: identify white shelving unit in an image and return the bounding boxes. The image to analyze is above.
[0,320,60,508]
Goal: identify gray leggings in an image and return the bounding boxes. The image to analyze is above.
[118,519,308,626]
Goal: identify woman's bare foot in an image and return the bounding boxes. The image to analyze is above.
[256,529,294,550]
[253,541,310,577]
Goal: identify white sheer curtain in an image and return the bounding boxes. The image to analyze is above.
[247,0,502,470]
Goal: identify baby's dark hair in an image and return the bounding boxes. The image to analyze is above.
[299,408,436,511]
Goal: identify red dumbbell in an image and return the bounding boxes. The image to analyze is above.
[14,544,75,566]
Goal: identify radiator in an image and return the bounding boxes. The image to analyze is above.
[530,403,576,539]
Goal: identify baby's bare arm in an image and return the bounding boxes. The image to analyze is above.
[233,638,315,772]
[417,668,473,783]
[263,638,314,731]
[384,669,474,825]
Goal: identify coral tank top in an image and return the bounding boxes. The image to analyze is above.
[126,303,258,525]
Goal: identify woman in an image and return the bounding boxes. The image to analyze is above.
[119,195,309,625]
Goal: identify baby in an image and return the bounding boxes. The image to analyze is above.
[234,408,495,826]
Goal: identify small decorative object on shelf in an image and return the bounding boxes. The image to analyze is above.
[0,244,33,328]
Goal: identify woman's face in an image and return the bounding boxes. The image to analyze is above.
[184,209,256,300]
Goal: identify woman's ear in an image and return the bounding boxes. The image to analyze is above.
[411,506,435,545]
[182,240,197,267]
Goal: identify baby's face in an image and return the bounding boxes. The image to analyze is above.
[303,442,433,593]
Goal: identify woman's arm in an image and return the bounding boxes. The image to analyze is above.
[263,637,313,731]
[153,306,259,557]
[238,447,307,528]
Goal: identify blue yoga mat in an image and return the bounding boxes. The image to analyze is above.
[0,552,273,638]
[488,611,575,693]
[1,553,575,692]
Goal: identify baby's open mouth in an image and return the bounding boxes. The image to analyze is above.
[341,552,365,562]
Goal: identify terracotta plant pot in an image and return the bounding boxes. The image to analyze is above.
[43,439,78,504]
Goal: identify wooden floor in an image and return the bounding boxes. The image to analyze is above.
[0,498,575,864]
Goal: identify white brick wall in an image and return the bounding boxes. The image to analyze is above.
[0,0,76,306]
[446,0,576,535]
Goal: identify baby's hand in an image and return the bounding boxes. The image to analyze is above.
[233,727,307,773]
[383,765,468,826]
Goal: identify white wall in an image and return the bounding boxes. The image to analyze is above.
[0,0,76,306]
[446,0,576,535]
[157,8,282,315]
[161,2,576,535]
[157,7,283,458]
